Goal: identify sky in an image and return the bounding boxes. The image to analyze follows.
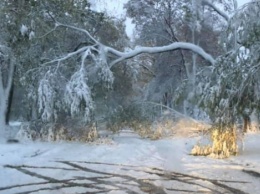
[89,0,134,38]
[237,0,251,6]
[91,0,252,39]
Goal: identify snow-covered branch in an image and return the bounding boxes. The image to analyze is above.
[43,22,215,67]
[202,0,230,22]
[109,42,215,67]
[38,72,55,121]
[41,46,97,67]
[65,67,94,121]
[56,22,99,44]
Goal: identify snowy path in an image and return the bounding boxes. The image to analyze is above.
[0,131,260,194]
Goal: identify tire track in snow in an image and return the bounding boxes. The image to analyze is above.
[1,161,250,194]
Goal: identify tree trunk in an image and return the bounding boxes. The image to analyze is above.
[31,103,38,120]
[0,46,15,136]
[0,98,7,134]
[0,86,7,134]
[250,110,259,132]
[243,115,250,133]
[5,83,14,125]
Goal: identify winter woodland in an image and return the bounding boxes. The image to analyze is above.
[1,0,260,193]
[0,0,259,146]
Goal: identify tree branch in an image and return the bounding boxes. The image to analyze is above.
[202,0,230,22]
[109,42,215,67]
[40,22,215,72]
[56,22,99,44]
[163,16,186,70]
[140,64,156,77]
[41,46,94,66]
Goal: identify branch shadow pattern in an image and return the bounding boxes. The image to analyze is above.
[1,161,250,194]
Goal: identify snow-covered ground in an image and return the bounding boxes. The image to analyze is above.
[0,130,260,194]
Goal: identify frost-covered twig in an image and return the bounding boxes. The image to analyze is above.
[37,26,58,39]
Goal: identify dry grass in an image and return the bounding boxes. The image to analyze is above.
[172,119,210,137]
[86,123,99,142]
[17,122,101,143]
[90,137,115,145]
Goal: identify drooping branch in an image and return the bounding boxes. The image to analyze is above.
[202,0,230,22]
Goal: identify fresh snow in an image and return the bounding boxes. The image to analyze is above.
[20,24,28,37]
[0,130,260,193]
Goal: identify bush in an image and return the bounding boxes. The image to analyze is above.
[16,119,99,142]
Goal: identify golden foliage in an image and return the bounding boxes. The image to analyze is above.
[191,126,242,159]
[134,119,176,140]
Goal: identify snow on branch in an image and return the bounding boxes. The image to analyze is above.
[41,46,95,67]
[52,22,215,67]
[38,70,56,121]
[96,46,114,88]
[109,43,215,67]
[56,22,98,44]
[202,0,230,22]
[65,67,94,122]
